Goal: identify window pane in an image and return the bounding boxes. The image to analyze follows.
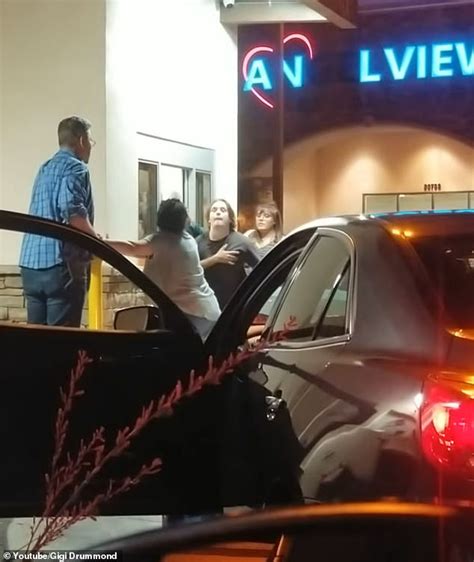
[196,172,212,227]
[411,233,474,330]
[398,193,432,211]
[364,194,397,214]
[253,285,283,325]
[138,162,157,239]
[272,236,350,342]
[433,192,469,210]
[160,164,186,202]
[316,266,349,339]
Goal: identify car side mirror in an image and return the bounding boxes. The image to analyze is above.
[114,306,161,331]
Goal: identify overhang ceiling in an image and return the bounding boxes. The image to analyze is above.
[220,0,357,28]
[220,0,471,26]
[359,0,473,12]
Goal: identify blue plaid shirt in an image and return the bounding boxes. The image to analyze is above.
[19,148,94,269]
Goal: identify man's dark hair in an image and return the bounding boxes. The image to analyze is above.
[58,116,91,146]
[157,198,188,234]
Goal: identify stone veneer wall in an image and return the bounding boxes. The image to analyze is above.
[0,264,147,329]
[0,266,26,323]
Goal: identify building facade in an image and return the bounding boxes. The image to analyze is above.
[0,0,239,266]
[238,3,474,231]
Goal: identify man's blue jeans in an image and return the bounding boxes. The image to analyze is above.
[21,263,87,327]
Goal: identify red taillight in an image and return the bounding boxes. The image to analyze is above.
[421,375,474,476]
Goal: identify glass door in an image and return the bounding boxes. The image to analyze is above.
[195,171,212,227]
[138,162,158,238]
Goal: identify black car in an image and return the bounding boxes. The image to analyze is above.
[0,209,473,517]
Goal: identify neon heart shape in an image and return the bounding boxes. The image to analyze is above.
[242,33,314,109]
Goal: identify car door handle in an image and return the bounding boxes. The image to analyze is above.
[265,391,284,421]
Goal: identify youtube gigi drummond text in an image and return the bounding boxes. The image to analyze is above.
[3,552,120,561]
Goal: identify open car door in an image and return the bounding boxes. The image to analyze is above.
[204,226,317,507]
[0,210,217,517]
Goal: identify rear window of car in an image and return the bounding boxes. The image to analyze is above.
[410,234,474,329]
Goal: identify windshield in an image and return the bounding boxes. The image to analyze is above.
[410,234,474,329]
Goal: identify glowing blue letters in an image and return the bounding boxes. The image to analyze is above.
[283,55,305,88]
[417,46,427,79]
[244,55,306,91]
[359,41,473,82]
[456,42,474,75]
[360,49,381,82]
[384,46,416,80]
[432,44,454,77]
[243,60,272,91]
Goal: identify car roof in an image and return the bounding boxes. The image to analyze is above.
[288,210,474,239]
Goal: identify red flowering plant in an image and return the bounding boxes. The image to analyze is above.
[26,317,296,551]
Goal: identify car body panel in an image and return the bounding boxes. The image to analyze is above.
[239,213,474,505]
[0,211,211,516]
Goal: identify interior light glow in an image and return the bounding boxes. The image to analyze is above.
[414,393,424,409]
[391,228,415,239]
[432,404,451,434]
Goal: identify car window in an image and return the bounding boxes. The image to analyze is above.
[409,233,474,330]
[252,285,283,325]
[271,235,351,342]
[0,228,155,332]
[315,264,350,339]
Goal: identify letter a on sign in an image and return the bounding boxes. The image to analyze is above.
[244,60,273,91]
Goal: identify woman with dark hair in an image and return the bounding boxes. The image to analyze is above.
[245,201,283,258]
[108,198,220,339]
[197,199,259,309]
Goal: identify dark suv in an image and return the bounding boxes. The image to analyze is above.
[1,209,474,516]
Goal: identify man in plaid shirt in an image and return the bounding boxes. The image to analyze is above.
[19,116,99,327]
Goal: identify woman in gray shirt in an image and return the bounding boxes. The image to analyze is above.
[108,199,220,340]
[244,201,283,259]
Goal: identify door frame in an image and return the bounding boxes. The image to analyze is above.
[265,227,357,350]
[205,227,318,358]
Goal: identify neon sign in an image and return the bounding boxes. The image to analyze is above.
[360,41,474,82]
[242,33,314,109]
[242,37,473,108]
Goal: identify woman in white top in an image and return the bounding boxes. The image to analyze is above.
[108,199,220,340]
